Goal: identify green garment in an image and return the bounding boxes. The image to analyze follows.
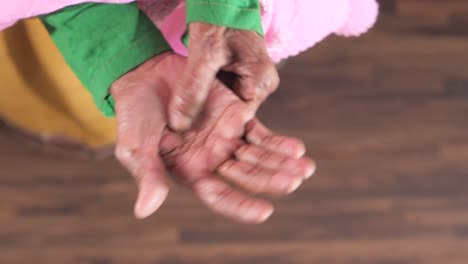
[186,0,263,36]
[41,1,263,117]
[41,3,172,116]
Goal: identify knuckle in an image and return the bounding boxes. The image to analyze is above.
[235,145,250,158]
[218,160,236,174]
[270,69,280,90]
[201,34,224,52]
[176,86,198,104]
[195,37,226,63]
[174,77,212,116]
[246,167,270,192]
[263,65,280,93]
[258,148,273,163]
[174,92,203,117]
[259,133,274,146]
[254,63,280,100]
[114,145,134,164]
[253,173,270,193]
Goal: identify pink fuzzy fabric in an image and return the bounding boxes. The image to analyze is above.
[1,0,378,62]
[148,0,379,62]
[0,0,135,31]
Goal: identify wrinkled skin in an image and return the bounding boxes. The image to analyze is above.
[169,23,280,131]
[111,53,315,223]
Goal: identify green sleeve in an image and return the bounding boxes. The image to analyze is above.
[41,3,172,117]
[186,0,264,36]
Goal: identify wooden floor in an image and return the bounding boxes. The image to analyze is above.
[2,1,468,263]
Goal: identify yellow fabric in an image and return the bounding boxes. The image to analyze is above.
[0,19,116,148]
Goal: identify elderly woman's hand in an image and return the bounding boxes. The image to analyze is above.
[110,52,314,223]
[168,23,280,132]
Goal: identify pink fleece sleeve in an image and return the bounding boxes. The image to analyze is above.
[154,0,378,63]
[265,0,378,62]
[0,0,134,31]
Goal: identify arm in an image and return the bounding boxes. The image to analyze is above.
[41,0,266,117]
[39,1,312,223]
[142,0,265,55]
[41,2,172,116]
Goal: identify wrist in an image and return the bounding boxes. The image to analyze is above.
[186,0,263,36]
[111,52,174,98]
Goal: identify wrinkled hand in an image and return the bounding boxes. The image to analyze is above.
[169,23,279,131]
[111,53,175,219]
[161,56,315,223]
[111,53,315,223]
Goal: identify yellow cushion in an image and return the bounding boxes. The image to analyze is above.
[0,19,116,148]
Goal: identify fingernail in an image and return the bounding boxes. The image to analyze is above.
[134,186,168,219]
[304,165,316,179]
[287,178,303,194]
[291,159,316,180]
[243,203,274,224]
[295,145,306,159]
[258,207,274,222]
[274,173,302,194]
[287,139,306,158]
[304,160,317,180]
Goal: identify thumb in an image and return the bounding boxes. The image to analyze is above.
[111,55,172,219]
[113,101,171,219]
[133,156,170,219]
[115,145,170,219]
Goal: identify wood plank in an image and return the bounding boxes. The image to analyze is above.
[2,3,468,264]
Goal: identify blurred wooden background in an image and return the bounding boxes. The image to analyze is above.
[2,0,468,263]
